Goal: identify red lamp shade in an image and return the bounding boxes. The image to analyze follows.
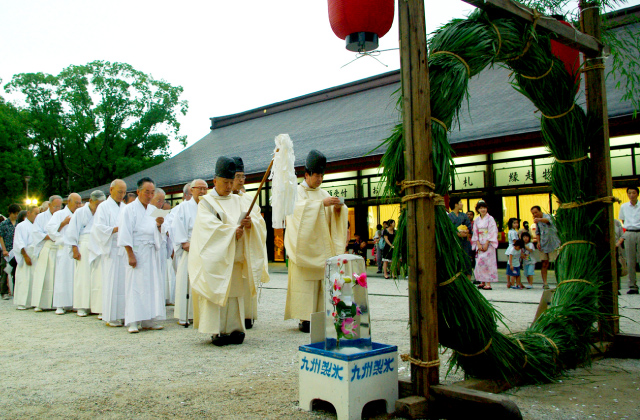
[550,18,581,85]
[328,0,394,52]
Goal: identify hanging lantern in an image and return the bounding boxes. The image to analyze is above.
[550,16,581,84]
[328,0,394,52]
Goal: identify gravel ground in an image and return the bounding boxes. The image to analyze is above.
[1,264,639,419]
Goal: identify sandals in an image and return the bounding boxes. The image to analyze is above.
[482,286,493,290]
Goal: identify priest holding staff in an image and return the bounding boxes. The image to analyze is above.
[31,195,63,311]
[172,179,208,326]
[117,177,166,333]
[284,150,348,333]
[66,190,106,317]
[92,179,127,327]
[189,157,264,346]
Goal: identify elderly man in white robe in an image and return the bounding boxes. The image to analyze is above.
[118,177,166,333]
[31,195,63,311]
[172,179,208,326]
[13,206,40,309]
[66,190,106,317]
[47,193,82,315]
[284,150,348,333]
[231,157,270,330]
[150,188,172,310]
[189,157,265,346]
[92,179,127,327]
[161,201,176,305]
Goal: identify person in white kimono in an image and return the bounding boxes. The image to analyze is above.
[189,157,264,346]
[13,207,40,309]
[172,179,208,326]
[66,190,106,317]
[31,195,63,311]
[117,177,166,333]
[92,179,127,327]
[150,188,172,313]
[47,193,82,315]
[231,157,270,330]
[284,150,348,333]
[161,201,176,305]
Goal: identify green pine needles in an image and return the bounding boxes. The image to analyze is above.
[379,9,609,384]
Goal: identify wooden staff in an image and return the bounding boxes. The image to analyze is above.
[244,149,279,218]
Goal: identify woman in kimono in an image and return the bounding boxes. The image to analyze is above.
[471,201,498,290]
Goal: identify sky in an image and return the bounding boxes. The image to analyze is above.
[1,0,638,156]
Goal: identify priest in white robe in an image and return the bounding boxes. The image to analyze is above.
[47,193,82,314]
[31,195,63,311]
[284,150,348,332]
[189,157,264,346]
[92,179,127,327]
[161,201,176,305]
[13,206,40,309]
[150,188,171,313]
[117,177,166,333]
[172,179,208,325]
[231,156,270,330]
[66,190,105,317]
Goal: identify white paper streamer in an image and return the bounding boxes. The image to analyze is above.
[269,134,297,229]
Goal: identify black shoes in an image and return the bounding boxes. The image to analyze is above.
[244,319,253,329]
[211,331,246,346]
[628,289,639,295]
[298,321,310,333]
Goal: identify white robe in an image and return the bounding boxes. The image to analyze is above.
[31,209,56,309]
[188,190,264,336]
[13,220,35,307]
[117,198,166,325]
[284,182,348,321]
[172,198,197,321]
[47,207,75,308]
[238,191,270,321]
[91,196,126,323]
[65,204,95,310]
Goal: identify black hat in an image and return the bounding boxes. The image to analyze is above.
[231,156,244,173]
[305,150,326,174]
[215,156,237,179]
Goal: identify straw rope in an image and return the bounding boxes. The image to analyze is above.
[398,180,436,192]
[556,155,588,163]
[541,103,575,119]
[400,353,440,368]
[456,338,493,357]
[557,279,595,288]
[489,21,502,57]
[557,240,596,253]
[505,10,541,62]
[431,51,471,77]
[515,338,528,369]
[432,117,449,132]
[581,64,606,72]
[398,179,446,205]
[532,333,560,357]
[439,271,464,287]
[558,195,621,209]
[520,61,554,80]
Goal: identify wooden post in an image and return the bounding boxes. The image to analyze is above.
[398,0,439,398]
[580,1,619,337]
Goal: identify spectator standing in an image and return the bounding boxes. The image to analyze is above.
[505,217,520,288]
[471,201,498,290]
[466,210,478,282]
[531,205,561,289]
[0,203,22,299]
[382,219,396,279]
[518,221,530,237]
[521,232,536,288]
[448,198,472,280]
[617,186,640,294]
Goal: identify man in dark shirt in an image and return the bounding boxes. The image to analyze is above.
[0,203,21,299]
[448,198,472,280]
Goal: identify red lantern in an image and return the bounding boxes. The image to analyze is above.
[328,0,394,52]
[550,17,581,85]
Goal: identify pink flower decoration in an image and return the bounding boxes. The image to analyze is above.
[332,312,337,317]
[341,318,357,336]
[355,272,367,288]
[356,305,362,315]
[332,296,340,305]
[340,270,344,274]
[342,259,348,264]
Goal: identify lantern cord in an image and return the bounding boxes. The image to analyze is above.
[340,50,389,69]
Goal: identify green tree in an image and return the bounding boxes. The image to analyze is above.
[0,92,44,213]
[4,60,188,195]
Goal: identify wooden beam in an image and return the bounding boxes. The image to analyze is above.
[580,1,619,339]
[429,385,523,419]
[398,0,439,398]
[462,0,603,54]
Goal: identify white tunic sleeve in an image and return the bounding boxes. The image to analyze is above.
[65,208,84,247]
[117,204,135,249]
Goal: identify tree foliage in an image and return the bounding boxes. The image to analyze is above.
[3,60,188,197]
[0,92,44,214]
